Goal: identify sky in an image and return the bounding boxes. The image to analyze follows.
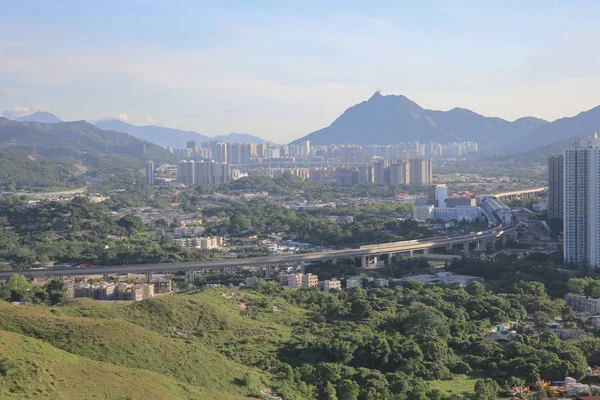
[1,1,600,143]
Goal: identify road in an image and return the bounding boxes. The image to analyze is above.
[0,224,517,279]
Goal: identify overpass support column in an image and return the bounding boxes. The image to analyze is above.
[409,250,414,258]
[446,244,453,253]
[386,253,394,265]
[103,272,109,281]
[265,265,271,279]
[299,262,305,274]
[146,272,152,282]
[423,248,430,256]
[360,255,367,268]
[463,242,470,255]
[332,258,338,265]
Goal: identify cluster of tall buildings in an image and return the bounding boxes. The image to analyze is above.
[168,140,312,164]
[335,158,433,186]
[312,141,477,161]
[167,139,475,165]
[548,133,600,268]
[176,160,231,186]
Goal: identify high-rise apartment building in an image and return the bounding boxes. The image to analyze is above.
[227,143,252,165]
[409,158,433,184]
[548,154,564,220]
[193,160,231,185]
[564,133,600,267]
[186,141,197,149]
[204,141,228,163]
[435,184,447,208]
[177,160,195,186]
[389,161,409,185]
[146,160,155,185]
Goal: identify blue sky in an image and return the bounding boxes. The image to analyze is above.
[1,1,600,143]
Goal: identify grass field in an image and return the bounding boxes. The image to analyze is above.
[428,375,477,396]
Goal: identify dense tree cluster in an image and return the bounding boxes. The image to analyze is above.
[0,196,216,268]
[0,150,84,191]
[189,175,422,202]
[237,277,593,400]
[0,274,67,305]
[199,198,424,247]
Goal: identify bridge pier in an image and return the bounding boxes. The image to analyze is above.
[360,255,367,269]
[422,248,430,256]
[446,244,453,253]
[103,272,109,280]
[409,250,414,258]
[386,253,394,265]
[332,258,338,265]
[265,265,271,279]
[463,242,470,255]
[146,272,153,282]
[299,262,305,274]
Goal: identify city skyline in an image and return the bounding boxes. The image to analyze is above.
[2,1,600,143]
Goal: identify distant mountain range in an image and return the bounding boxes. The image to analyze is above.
[12,97,600,160]
[92,120,269,148]
[9,112,270,148]
[0,117,174,167]
[292,92,549,147]
[501,104,600,154]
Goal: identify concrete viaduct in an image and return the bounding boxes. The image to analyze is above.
[492,187,547,202]
[0,223,518,280]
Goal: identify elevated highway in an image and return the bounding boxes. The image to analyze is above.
[0,223,518,279]
[492,187,547,202]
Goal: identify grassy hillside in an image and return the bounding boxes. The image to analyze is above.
[0,330,250,400]
[58,289,306,371]
[0,299,269,398]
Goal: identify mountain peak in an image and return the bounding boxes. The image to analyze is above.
[291,92,548,146]
[369,91,383,100]
[16,111,62,124]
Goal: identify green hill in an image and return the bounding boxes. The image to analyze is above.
[0,330,250,400]
[0,150,85,191]
[0,117,174,164]
[0,300,267,398]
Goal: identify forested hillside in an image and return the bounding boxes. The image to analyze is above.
[0,151,84,191]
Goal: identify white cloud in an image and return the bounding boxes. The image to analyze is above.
[118,113,129,122]
[143,116,156,125]
[0,106,49,119]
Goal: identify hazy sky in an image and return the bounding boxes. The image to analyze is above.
[1,1,600,143]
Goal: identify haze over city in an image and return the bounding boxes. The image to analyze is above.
[2,1,600,143]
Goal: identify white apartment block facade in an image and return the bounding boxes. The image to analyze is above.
[564,134,600,267]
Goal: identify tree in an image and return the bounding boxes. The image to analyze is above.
[567,278,588,295]
[1,274,31,302]
[45,279,67,305]
[322,382,338,400]
[474,378,500,400]
[337,379,359,400]
[117,214,144,235]
[513,281,548,298]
